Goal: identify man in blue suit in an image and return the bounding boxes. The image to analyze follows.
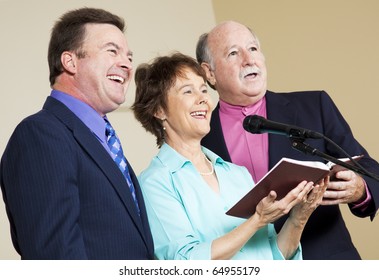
[0,7,154,259]
[196,20,379,259]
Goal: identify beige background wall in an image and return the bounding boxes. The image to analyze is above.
[0,0,378,259]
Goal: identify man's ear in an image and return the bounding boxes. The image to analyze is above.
[61,51,77,74]
[201,62,216,87]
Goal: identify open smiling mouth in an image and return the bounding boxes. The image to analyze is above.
[190,111,207,118]
[107,75,125,84]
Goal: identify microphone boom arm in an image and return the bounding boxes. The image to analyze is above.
[290,138,379,181]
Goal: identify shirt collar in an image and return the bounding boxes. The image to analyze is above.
[157,143,230,173]
[219,96,267,117]
[50,90,106,143]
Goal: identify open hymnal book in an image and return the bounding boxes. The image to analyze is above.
[226,155,363,219]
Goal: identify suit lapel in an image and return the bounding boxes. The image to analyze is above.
[123,158,153,240]
[266,91,301,168]
[203,103,232,162]
[42,97,151,248]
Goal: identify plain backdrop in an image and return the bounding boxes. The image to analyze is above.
[0,0,378,259]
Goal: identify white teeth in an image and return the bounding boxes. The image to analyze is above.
[107,75,125,84]
[190,111,206,117]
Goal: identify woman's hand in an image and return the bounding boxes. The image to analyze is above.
[289,177,329,227]
[254,180,315,226]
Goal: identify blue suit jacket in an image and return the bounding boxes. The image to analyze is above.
[202,90,379,259]
[0,97,154,259]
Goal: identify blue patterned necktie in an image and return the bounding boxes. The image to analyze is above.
[105,119,140,215]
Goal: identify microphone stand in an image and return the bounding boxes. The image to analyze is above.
[290,138,379,182]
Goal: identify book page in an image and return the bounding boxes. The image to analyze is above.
[257,157,329,184]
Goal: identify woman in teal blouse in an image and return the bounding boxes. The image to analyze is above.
[132,53,327,260]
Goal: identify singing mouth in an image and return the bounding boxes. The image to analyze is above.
[241,67,260,79]
[190,110,207,118]
[107,75,126,84]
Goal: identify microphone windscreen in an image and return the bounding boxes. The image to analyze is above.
[243,115,263,133]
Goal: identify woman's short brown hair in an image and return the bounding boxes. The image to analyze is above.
[132,52,207,147]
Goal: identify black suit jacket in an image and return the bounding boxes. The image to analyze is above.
[202,90,379,259]
[0,97,154,259]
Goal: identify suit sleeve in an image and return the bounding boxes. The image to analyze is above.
[1,118,88,259]
[319,91,379,219]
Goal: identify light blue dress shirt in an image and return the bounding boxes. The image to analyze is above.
[138,143,302,260]
[50,90,111,155]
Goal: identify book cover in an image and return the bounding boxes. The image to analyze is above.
[226,156,361,219]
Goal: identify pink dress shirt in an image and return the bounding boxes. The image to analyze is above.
[219,97,269,183]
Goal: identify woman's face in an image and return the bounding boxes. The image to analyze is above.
[158,68,214,145]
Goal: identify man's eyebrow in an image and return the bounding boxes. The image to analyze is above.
[103,42,133,57]
[103,42,120,49]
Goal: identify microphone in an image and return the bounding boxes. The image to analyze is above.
[243,115,324,139]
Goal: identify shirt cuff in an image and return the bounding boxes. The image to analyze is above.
[351,180,371,211]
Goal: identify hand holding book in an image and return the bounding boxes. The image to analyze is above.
[226,156,363,218]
